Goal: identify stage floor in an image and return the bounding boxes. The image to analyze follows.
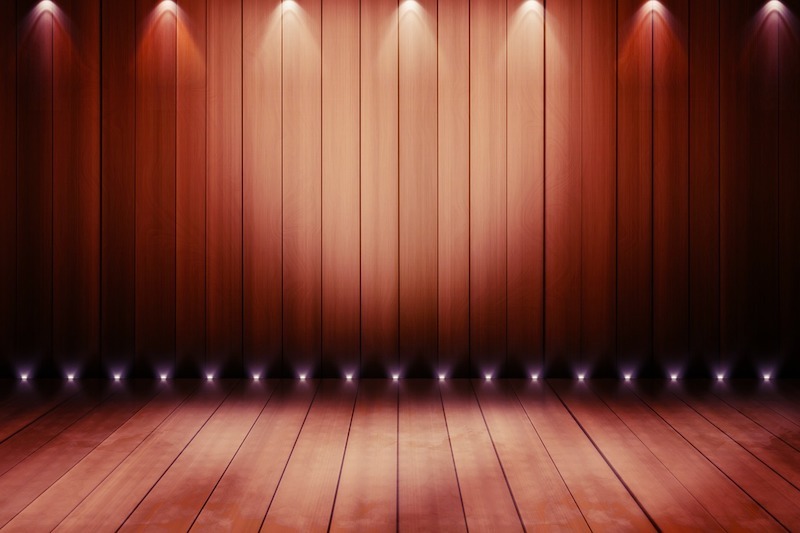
[0,379,798,531]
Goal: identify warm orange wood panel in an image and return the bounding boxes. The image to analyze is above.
[135,0,176,376]
[283,0,322,377]
[544,0,581,378]
[176,0,206,377]
[779,0,800,376]
[322,0,360,377]
[617,0,653,376]
[507,0,544,377]
[437,0,469,378]
[688,0,719,377]
[653,0,689,376]
[53,0,100,377]
[470,0,507,377]
[0,0,16,376]
[399,0,437,377]
[398,381,465,530]
[361,0,398,378]
[17,0,54,377]
[582,0,617,376]
[243,0,282,378]
[330,381,397,530]
[101,0,136,378]
[207,0,243,377]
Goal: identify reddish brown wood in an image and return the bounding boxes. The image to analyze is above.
[507,0,544,377]
[193,381,317,530]
[545,0,581,378]
[135,0,176,376]
[470,0,507,378]
[207,0,243,377]
[653,0,689,377]
[0,382,74,443]
[0,0,16,377]
[262,380,357,531]
[361,0,398,378]
[243,0,282,378]
[322,0,360,378]
[399,0,438,378]
[617,0,654,376]
[330,380,397,530]
[440,380,522,531]
[176,0,207,377]
[101,0,136,378]
[437,0,470,378]
[581,0,618,377]
[688,0,720,377]
[398,381,465,530]
[17,0,54,377]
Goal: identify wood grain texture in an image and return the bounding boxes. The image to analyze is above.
[135,0,176,376]
[473,380,588,529]
[470,0,507,378]
[653,0,689,376]
[399,0,438,378]
[544,0,581,378]
[617,0,653,376]
[507,0,544,377]
[437,0,470,378]
[101,0,136,378]
[283,0,322,378]
[243,0,282,378]
[207,0,243,377]
[361,0,398,378]
[581,0,617,377]
[514,380,653,530]
[322,0,360,378]
[398,381,466,531]
[0,0,16,377]
[688,0,720,377]
[330,380,397,531]
[17,0,54,377]
[0,383,75,443]
[262,380,357,531]
[176,0,206,377]
[779,0,800,377]
[439,380,522,531]
[53,0,100,378]
[193,381,317,530]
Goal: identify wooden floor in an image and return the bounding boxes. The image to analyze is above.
[0,379,799,532]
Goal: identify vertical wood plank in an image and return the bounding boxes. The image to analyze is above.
[17,0,54,377]
[322,0,360,378]
[617,0,653,376]
[0,0,16,377]
[582,0,617,377]
[136,0,176,377]
[243,0,282,378]
[283,0,322,377]
[437,0,469,378]
[544,0,581,378]
[688,0,719,377]
[207,0,243,377]
[779,0,800,377]
[507,0,544,377]
[101,0,136,378]
[361,0,398,378]
[653,0,689,377]
[176,0,206,377]
[53,0,101,377]
[470,0,506,377]
[399,0,437,377]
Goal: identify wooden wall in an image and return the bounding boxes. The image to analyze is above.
[1,0,798,379]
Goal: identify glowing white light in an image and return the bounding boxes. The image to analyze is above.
[35,0,57,15]
[160,373,168,382]
[299,374,307,381]
[439,374,446,381]
[113,373,121,382]
[484,373,493,381]
[392,374,399,382]
[624,374,632,382]
[67,373,75,382]
[763,373,771,381]
[578,374,585,382]
[206,373,214,381]
[717,374,724,382]
[253,373,261,381]
[670,374,678,382]
[346,374,353,381]
[765,0,786,14]
[531,374,539,381]
[20,373,28,382]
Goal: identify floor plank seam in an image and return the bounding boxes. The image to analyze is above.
[437,382,469,532]
[0,387,80,446]
[325,380,360,532]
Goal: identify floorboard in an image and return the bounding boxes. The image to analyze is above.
[439,380,522,531]
[0,381,75,443]
[192,381,318,531]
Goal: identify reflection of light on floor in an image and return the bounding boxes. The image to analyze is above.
[764,0,786,15]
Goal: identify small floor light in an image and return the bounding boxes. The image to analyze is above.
[21,374,28,382]
[717,374,724,382]
[763,373,771,382]
[439,374,446,382]
[578,374,585,382]
[299,374,307,381]
[671,374,678,382]
[624,374,632,382]
[253,374,261,381]
[484,374,492,381]
[207,374,214,381]
[160,373,168,382]
[531,374,539,381]
[67,373,75,382]
[346,374,353,381]
[114,373,121,382]
[392,374,399,382]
